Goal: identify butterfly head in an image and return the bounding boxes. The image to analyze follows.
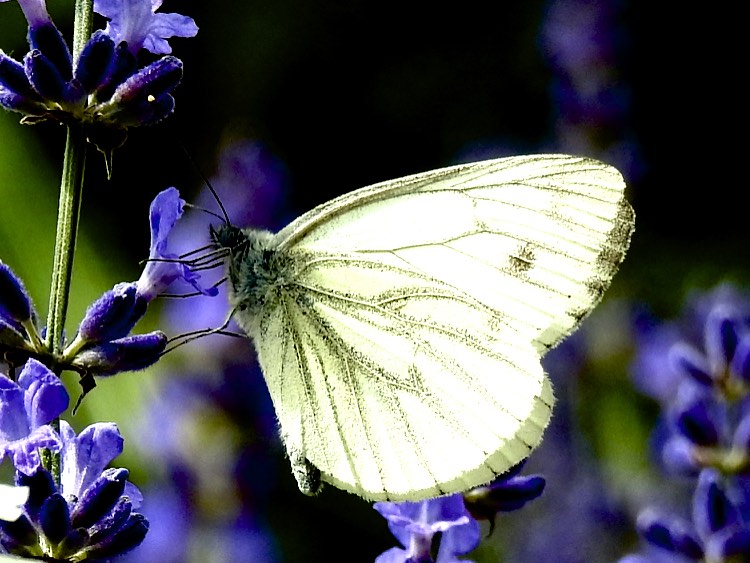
[210,223,248,253]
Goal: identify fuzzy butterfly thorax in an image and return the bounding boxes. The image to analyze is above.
[213,224,283,326]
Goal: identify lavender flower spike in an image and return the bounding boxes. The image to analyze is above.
[94,0,198,55]
[0,422,148,559]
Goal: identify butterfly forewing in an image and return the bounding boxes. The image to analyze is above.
[276,154,634,352]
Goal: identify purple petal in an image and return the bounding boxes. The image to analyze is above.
[705,528,750,560]
[436,514,481,561]
[703,308,741,371]
[18,359,69,428]
[4,424,62,475]
[136,188,216,300]
[668,343,714,387]
[730,336,750,382]
[375,547,409,563]
[0,375,29,442]
[12,0,52,26]
[60,421,124,499]
[142,13,199,55]
[94,0,197,55]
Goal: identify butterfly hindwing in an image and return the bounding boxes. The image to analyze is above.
[250,254,553,500]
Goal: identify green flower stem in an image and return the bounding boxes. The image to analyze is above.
[45,125,86,357]
[73,0,94,59]
[42,0,94,483]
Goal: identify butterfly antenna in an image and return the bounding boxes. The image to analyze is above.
[179,142,230,224]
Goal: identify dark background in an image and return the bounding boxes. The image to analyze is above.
[0,1,746,561]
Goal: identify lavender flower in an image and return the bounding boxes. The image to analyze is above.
[0,359,67,475]
[0,260,43,355]
[136,187,218,301]
[374,494,481,563]
[631,470,750,561]
[0,0,196,160]
[374,463,545,562]
[94,0,199,56]
[0,421,148,560]
[624,285,750,562]
[57,188,211,377]
[633,286,750,475]
[2,188,209,380]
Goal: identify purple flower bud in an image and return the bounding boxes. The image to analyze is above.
[39,493,71,545]
[86,511,148,559]
[75,30,116,93]
[692,470,740,538]
[661,436,700,475]
[0,53,39,100]
[72,331,167,376]
[71,467,128,529]
[730,336,750,383]
[16,468,56,521]
[88,496,132,544]
[673,398,721,446]
[705,528,750,560]
[24,49,67,102]
[109,56,182,106]
[0,261,35,323]
[464,467,545,525]
[731,413,750,452]
[704,308,741,371]
[78,283,147,343]
[669,343,714,386]
[26,21,72,81]
[636,510,703,558]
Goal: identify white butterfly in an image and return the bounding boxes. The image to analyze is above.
[212,154,634,501]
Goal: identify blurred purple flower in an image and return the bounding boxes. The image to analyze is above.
[631,284,750,476]
[541,0,642,180]
[631,470,750,561]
